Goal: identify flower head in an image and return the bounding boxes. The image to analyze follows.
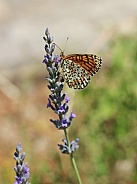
[14,143,30,184]
[43,28,76,131]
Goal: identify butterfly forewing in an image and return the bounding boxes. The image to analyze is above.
[64,54,102,75]
[60,53,102,89]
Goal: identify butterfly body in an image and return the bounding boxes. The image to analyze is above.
[60,53,102,89]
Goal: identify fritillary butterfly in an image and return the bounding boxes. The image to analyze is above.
[60,52,102,89]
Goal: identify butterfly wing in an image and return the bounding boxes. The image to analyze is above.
[61,58,91,89]
[61,54,102,89]
[64,54,102,75]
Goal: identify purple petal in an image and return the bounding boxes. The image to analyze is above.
[47,98,52,108]
[65,96,70,103]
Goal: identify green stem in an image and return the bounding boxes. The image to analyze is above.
[70,153,82,184]
[64,128,70,147]
[64,129,83,184]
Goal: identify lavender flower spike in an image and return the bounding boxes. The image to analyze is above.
[14,143,30,184]
[43,28,76,130]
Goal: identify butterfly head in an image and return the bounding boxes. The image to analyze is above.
[60,51,65,59]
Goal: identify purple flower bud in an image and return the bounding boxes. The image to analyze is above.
[53,54,60,64]
[16,143,22,152]
[70,138,79,153]
[69,112,76,121]
[43,54,52,65]
[45,28,49,36]
[51,43,55,53]
[45,45,50,53]
[65,96,70,103]
[48,36,54,43]
[47,98,52,108]
[58,139,70,154]
[61,118,68,128]
[58,105,65,114]
[20,152,25,161]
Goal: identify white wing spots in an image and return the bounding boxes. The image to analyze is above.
[61,59,91,89]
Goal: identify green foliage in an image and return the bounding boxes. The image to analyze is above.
[74,33,137,184]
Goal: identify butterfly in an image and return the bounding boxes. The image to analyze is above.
[60,52,102,89]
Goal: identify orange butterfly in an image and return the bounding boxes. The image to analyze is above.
[60,52,102,89]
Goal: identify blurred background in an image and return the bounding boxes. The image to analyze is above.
[0,0,137,183]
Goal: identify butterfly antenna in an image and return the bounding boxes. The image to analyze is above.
[63,37,69,53]
[53,43,62,53]
[53,37,69,57]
